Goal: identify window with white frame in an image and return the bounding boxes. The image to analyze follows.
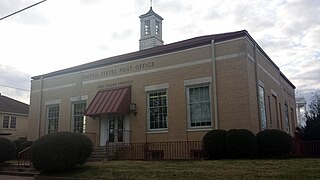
[72,101,86,133]
[187,85,211,128]
[148,91,168,130]
[46,105,59,134]
[10,116,16,129]
[2,116,16,129]
[2,116,9,128]
[259,85,267,130]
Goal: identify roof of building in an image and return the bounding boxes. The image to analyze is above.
[31,30,295,88]
[0,94,29,115]
[139,7,163,20]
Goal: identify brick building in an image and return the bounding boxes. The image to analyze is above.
[28,7,296,146]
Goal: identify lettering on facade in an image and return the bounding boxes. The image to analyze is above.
[82,62,154,81]
[97,80,134,89]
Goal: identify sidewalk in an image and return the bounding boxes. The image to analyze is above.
[0,174,34,179]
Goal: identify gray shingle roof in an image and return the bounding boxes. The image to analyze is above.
[0,94,29,115]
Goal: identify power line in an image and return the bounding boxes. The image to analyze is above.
[0,0,48,21]
[0,84,29,92]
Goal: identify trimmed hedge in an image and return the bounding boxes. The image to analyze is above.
[203,130,227,159]
[31,131,93,172]
[0,137,17,163]
[226,129,257,158]
[257,129,293,158]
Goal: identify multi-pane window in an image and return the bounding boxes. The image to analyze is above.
[148,91,167,130]
[188,86,211,127]
[284,104,290,133]
[2,116,16,129]
[72,101,86,133]
[10,116,16,129]
[2,116,9,128]
[259,85,267,130]
[155,21,160,35]
[46,105,59,134]
[144,20,150,35]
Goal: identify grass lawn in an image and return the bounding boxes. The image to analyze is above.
[43,158,320,180]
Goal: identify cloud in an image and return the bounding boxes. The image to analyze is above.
[111,29,133,40]
[156,1,192,13]
[0,64,31,104]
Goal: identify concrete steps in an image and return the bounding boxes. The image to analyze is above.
[88,146,106,161]
[0,163,39,177]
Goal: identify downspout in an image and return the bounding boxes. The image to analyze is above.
[37,76,44,139]
[211,40,218,129]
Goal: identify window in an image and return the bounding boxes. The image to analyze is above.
[2,116,16,129]
[284,104,290,133]
[148,91,167,130]
[10,116,16,129]
[144,20,150,35]
[187,85,211,127]
[155,21,160,35]
[2,116,9,128]
[259,85,267,130]
[72,101,86,133]
[46,105,59,134]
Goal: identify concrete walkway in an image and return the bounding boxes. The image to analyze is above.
[0,174,34,179]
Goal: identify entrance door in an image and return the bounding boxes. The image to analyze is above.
[108,115,124,143]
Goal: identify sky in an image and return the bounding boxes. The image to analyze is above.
[0,0,319,105]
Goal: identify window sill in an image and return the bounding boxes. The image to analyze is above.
[187,128,213,132]
[147,130,168,134]
[1,128,17,131]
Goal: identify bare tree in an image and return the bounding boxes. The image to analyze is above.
[304,89,320,140]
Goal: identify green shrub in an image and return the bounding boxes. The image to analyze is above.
[257,129,293,158]
[31,131,93,172]
[0,137,17,163]
[226,129,257,158]
[203,130,227,159]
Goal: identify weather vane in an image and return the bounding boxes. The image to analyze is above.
[150,0,153,8]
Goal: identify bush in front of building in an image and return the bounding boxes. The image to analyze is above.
[203,130,227,159]
[31,131,93,172]
[257,129,293,158]
[226,129,257,158]
[0,137,17,163]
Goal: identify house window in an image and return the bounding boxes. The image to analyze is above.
[10,116,16,129]
[72,101,86,133]
[155,21,160,35]
[148,91,167,130]
[2,116,9,128]
[187,85,211,128]
[259,85,267,130]
[46,105,59,134]
[144,20,150,35]
[2,116,16,129]
[284,104,290,133]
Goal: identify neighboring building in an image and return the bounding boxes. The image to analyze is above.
[0,93,29,140]
[296,96,307,127]
[28,7,297,146]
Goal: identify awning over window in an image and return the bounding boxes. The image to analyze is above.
[85,86,131,117]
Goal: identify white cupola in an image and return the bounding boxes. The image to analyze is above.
[139,5,163,50]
